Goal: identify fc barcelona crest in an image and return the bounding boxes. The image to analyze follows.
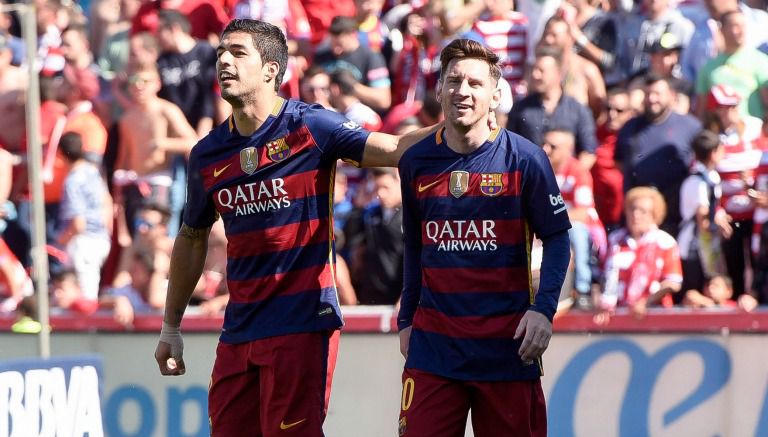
[240,146,258,175]
[480,173,504,196]
[266,137,291,162]
[449,171,469,198]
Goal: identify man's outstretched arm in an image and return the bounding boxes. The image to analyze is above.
[154,223,211,376]
[361,126,440,168]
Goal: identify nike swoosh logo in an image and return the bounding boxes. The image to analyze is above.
[417,179,441,193]
[280,419,306,430]
[213,164,231,177]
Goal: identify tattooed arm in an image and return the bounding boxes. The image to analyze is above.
[155,223,211,375]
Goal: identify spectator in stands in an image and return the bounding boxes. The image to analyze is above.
[61,23,100,77]
[0,4,24,66]
[678,130,730,299]
[97,0,143,82]
[593,88,634,233]
[596,187,683,324]
[629,31,693,115]
[354,0,388,53]
[0,238,33,314]
[543,128,605,310]
[538,14,606,117]
[615,0,694,82]
[681,0,768,84]
[194,220,233,315]
[329,69,383,132]
[50,268,98,315]
[754,152,768,302]
[467,0,528,94]
[616,74,701,235]
[0,146,11,233]
[155,10,216,137]
[301,0,357,47]
[701,84,764,299]
[114,61,196,238]
[11,296,42,334]
[348,168,403,305]
[155,10,216,235]
[387,8,440,107]
[507,46,597,169]
[101,250,165,326]
[299,65,333,109]
[56,132,112,302]
[683,274,758,311]
[314,16,392,112]
[59,65,108,163]
[558,0,617,77]
[695,9,768,121]
[112,202,173,291]
[131,0,230,43]
[0,34,27,156]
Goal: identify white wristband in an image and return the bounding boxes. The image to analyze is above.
[159,321,183,356]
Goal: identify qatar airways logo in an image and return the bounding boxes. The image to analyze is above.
[216,178,291,216]
[425,220,498,251]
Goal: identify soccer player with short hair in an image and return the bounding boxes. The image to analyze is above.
[153,19,428,437]
[396,39,571,436]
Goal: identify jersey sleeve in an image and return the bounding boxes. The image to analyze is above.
[304,105,372,166]
[396,155,422,330]
[182,145,218,229]
[519,140,572,238]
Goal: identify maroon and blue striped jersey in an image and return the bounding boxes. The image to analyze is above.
[397,128,571,381]
[184,98,371,343]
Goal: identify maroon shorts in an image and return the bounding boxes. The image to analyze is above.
[208,330,339,437]
[398,368,547,437]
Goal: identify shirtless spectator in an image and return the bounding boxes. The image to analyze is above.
[115,61,196,237]
[538,15,606,117]
[0,34,27,155]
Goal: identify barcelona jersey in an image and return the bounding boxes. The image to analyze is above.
[398,128,571,381]
[184,98,370,343]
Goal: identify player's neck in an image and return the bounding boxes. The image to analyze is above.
[231,95,278,136]
[443,121,492,154]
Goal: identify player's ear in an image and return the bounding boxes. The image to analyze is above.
[435,82,443,102]
[489,81,501,111]
[265,61,279,83]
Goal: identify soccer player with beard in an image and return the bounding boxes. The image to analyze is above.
[396,39,571,437]
[153,19,429,437]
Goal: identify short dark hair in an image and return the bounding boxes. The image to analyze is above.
[534,45,563,68]
[440,39,502,85]
[158,9,191,34]
[371,167,399,178]
[644,71,671,88]
[60,132,84,162]
[329,16,359,35]
[329,68,356,95]
[221,19,289,93]
[691,129,720,163]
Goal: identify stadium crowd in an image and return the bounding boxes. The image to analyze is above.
[0,0,768,328]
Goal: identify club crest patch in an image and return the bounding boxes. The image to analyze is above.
[240,147,258,174]
[266,137,290,162]
[480,173,504,196]
[449,171,469,198]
